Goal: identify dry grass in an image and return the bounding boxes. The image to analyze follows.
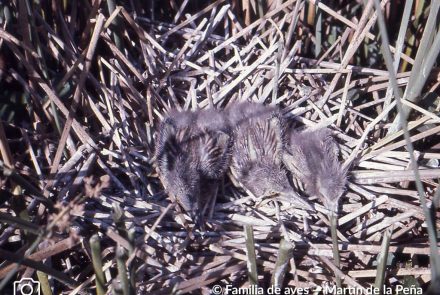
[0,0,439,294]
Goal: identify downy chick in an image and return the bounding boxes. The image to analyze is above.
[227,102,313,211]
[282,128,347,213]
[155,108,231,226]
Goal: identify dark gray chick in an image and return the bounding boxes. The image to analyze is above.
[155,109,231,226]
[282,128,347,213]
[227,102,313,211]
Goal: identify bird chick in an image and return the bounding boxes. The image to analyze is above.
[155,109,231,226]
[227,102,313,211]
[282,128,347,213]
[195,108,232,179]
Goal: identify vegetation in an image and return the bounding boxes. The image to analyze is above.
[0,0,439,293]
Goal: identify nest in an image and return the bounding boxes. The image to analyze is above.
[0,1,438,294]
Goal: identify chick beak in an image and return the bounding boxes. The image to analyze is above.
[276,191,315,212]
[322,196,339,215]
[192,211,205,231]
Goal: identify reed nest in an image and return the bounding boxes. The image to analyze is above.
[0,1,439,294]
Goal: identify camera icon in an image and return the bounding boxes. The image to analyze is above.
[13,278,40,295]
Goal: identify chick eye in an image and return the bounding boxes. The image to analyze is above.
[268,190,277,196]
